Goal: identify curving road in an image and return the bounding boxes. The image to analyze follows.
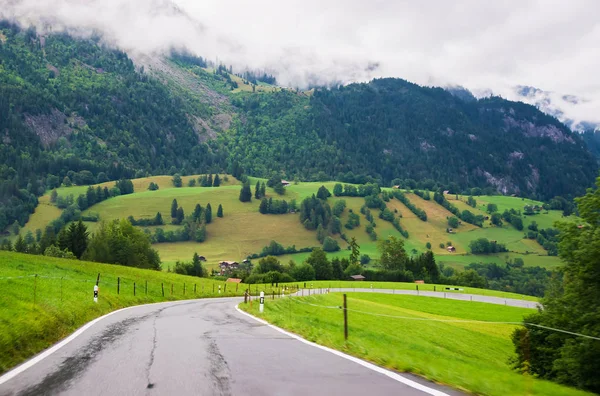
[0,297,462,396]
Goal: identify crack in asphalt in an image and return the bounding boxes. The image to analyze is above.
[144,315,159,393]
[17,314,152,396]
[204,332,232,396]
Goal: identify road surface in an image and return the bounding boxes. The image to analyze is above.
[0,297,461,396]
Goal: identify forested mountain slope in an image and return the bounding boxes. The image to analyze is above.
[0,23,224,230]
[0,22,597,233]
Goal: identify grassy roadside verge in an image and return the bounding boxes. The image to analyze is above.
[240,293,589,396]
[273,280,539,302]
[0,251,281,375]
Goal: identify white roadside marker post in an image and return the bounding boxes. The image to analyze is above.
[218,285,221,294]
[259,291,265,313]
[93,285,99,303]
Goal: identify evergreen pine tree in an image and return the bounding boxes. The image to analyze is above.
[155,212,163,225]
[317,185,332,200]
[58,228,70,251]
[86,186,96,206]
[213,174,221,187]
[175,207,185,225]
[171,199,178,218]
[96,186,104,202]
[192,253,204,277]
[217,204,223,218]
[14,235,27,253]
[205,203,212,224]
[259,198,268,214]
[193,204,202,222]
[208,174,213,187]
[260,182,266,198]
[69,220,89,259]
[103,187,110,199]
[255,181,261,199]
[239,181,252,202]
[24,231,35,245]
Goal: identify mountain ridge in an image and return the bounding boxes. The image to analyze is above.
[0,22,597,233]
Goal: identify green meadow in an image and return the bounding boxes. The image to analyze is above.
[240,293,589,396]
[17,176,571,271]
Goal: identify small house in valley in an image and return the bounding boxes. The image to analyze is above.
[219,261,239,275]
[447,246,456,253]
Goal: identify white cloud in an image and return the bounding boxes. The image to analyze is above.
[1,0,599,126]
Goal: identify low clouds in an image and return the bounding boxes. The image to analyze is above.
[1,0,599,127]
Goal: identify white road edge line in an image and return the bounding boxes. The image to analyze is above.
[234,304,450,396]
[0,299,193,386]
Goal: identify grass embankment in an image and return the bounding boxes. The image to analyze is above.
[0,251,281,375]
[276,280,539,301]
[240,293,589,396]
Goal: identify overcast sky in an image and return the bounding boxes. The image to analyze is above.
[1,0,599,127]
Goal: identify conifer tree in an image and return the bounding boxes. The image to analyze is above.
[171,199,178,218]
[14,235,27,253]
[255,181,261,199]
[213,174,221,187]
[259,198,268,214]
[205,203,212,224]
[217,204,223,218]
[192,253,204,277]
[239,181,252,202]
[69,220,89,259]
[193,204,202,222]
[208,174,213,187]
[260,182,266,198]
[175,207,185,225]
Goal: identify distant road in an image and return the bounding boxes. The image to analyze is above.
[0,297,461,396]
[295,288,541,309]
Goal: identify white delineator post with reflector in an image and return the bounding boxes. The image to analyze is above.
[93,285,99,303]
[259,291,265,313]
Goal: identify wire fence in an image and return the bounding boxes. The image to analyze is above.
[281,292,600,342]
[0,274,301,307]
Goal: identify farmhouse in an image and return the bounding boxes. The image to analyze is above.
[281,180,291,187]
[350,274,365,281]
[219,261,239,275]
[447,246,456,253]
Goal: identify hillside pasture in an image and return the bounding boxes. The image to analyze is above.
[241,293,587,396]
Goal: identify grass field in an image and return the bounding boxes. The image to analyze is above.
[18,177,571,270]
[240,293,589,396]
[276,280,539,301]
[0,251,285,375]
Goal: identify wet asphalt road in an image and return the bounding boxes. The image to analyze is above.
[0,297,461,396]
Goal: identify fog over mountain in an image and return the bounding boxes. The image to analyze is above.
[1,0,599,126]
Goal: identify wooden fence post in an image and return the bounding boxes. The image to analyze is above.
[343,294,348,341]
